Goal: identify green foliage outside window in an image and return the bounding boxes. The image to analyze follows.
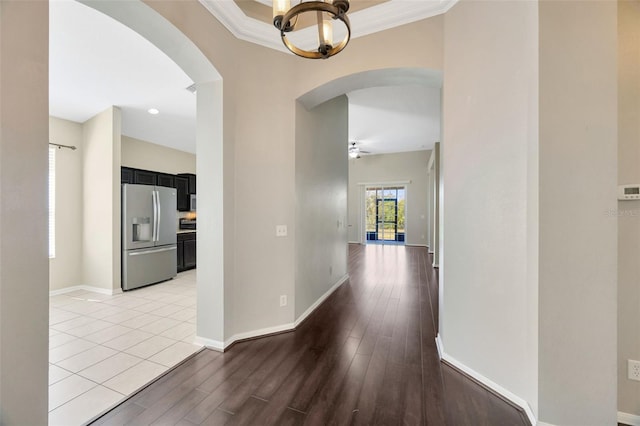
[365,189,405,234]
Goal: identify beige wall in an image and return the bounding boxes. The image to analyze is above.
[146,0,445,338]
[49,117,84,291]
[0,1,49,424]
[618,0,640,417]
[293,17,444,99]
[82,107,122,293]
[442,0,539,416]
[2,1,626,423]
[295,96,349,319]
[539,1,618,424]
[121,135,195,174]
[347,150,430,246]
[49,128,195,292]
[0,1,446,422]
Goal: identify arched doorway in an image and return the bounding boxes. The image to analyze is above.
[293,67,442,323]
[80,0,226,349]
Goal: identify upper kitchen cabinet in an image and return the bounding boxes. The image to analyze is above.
[178,173,196,194]
[120,167,175,188]
[133,169,157,186]
[156,173,175,188]
[175,175,190,211]
[120,167,195,211]
[121,167,134,184]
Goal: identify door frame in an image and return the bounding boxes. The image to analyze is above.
[357,181,410,245]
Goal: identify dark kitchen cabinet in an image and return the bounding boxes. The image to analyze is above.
[175,175,190,211]
[177,239,184,271]
[121,167,134,184]
[183,238,196,269]
[178,173,196,194]
[120,168,195,211]
[177,232,196,272]
[156,173,175,188]
[133,169,157,186]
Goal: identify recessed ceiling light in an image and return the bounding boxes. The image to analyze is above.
[148,108,159,115]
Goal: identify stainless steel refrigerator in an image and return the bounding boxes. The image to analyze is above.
[122,184,177,291]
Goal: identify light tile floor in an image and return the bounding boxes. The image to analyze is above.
[48,269,202,426]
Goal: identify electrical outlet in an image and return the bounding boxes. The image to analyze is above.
[279,295,287,307]
[629,359,640,381]
[276,225,287,237]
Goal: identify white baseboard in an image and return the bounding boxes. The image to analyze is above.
[194,336,225,352]
[435,334,443,359]
[436,334,537,426]
[224,323,295,348]
[348,241,361,244]
[50,285,121,297]
[619,411,640,426]
[199,274,349,352]
[405,243,428,248]
[294,274,348,328]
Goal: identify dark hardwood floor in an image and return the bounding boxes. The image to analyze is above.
[91,244,529,426]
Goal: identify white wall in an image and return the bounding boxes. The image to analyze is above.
[442,0,539,417]
[538,2,618,424]
[82,107,122,293]
[0,1,49,423]
[617,0,640,418]
[49,117,84,291]
[295,96,349,319]
[347,150,430,246]
[430,144,441,266]
[121,135,195,174]
[195,81,228,346]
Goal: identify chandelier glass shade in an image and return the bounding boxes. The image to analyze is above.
[273,0,351,59]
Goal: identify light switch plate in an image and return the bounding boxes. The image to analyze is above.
[276,225,287,237]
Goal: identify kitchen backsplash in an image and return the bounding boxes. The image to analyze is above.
[177,211,196,231]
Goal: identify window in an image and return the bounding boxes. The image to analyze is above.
[365,185,406,245]
[49,147,55,258]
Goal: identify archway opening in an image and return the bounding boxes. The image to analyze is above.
[294,67,442,323]
[47,2,226,422]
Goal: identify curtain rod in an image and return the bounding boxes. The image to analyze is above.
[49,142,77,151]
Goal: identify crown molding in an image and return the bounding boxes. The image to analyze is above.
[350,0,458,39]
[199,0,289,53]
[198,0,458,54]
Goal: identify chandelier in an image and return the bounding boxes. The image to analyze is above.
[273,0,351,59]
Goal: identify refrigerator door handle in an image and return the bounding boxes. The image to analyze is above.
[128,246,177,256]
[156,190,161,242]
[152,190,158,242]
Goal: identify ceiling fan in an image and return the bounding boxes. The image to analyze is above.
[348,141,371,159]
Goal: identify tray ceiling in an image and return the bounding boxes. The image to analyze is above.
[200,0,458,53]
